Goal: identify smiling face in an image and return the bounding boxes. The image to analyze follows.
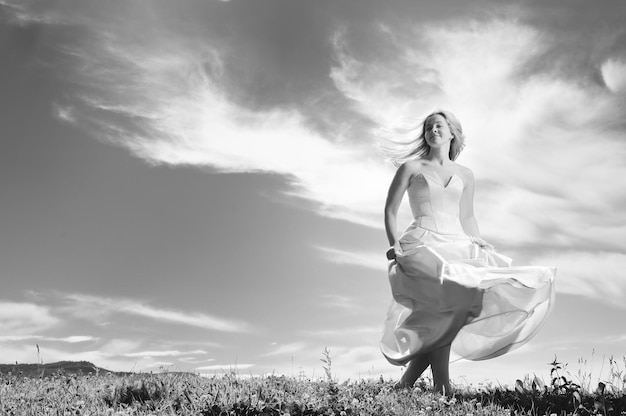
[424,114,453,148]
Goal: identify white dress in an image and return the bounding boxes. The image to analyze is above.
[380,171,556,365]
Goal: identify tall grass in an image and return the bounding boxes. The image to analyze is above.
[1,353,624,415]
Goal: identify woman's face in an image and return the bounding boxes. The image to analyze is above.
[424,114,453,147]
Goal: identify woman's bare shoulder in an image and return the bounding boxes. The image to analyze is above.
[397,160,428,182]
[400,159,428,173]
[398,159,425,184]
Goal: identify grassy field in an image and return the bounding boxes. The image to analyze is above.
[1,355,625,416]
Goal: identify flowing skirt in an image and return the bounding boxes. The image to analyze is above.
[380,226,556,365]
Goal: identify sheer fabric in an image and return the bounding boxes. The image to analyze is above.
[380,171,556,365]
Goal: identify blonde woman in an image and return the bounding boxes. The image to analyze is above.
[380,110,556,395]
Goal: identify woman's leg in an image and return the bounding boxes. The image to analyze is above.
[429,344,451,395]
[397,354,430,387]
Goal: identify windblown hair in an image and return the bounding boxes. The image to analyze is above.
[377,110,466,167]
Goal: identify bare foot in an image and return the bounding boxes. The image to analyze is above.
[392,379,413,391]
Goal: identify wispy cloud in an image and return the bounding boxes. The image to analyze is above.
[97,339,143,356]
[123,350,208,358]
[1,0,391,228]
[0,335,96,343]
[601,58,626,93]
[33,339,214,373]
[330,17,626,246]
[315,246,386,271]
[179,356,215,364]
[300,326,380,338]
[11,2,625,248]
[530,251,626,307]
[0,302,58,335]
[63,293,252,333]
[0,292,228,371]
[3,2,625,316]
[52,103,76,123]
[261,342,307,357]
[328,18,626,307]
[317,294,360,312]
[196,363,255,371]
[2,338,142,371]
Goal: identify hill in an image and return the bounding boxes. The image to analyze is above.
[0,361,117,377]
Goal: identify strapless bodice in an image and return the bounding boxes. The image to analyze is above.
[406,171,464,234]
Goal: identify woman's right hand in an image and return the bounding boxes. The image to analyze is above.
[386,242,403,260]
[471,236,494,251]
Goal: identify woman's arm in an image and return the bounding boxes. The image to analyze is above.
[384,163,413,258]
[459,169,493,249]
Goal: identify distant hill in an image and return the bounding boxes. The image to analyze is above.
[0,361,118,377]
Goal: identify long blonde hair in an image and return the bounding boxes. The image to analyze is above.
[378,110,466,167]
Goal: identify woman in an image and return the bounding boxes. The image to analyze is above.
[380,110,556,395]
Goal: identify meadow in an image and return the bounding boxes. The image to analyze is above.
[1,353,625,416]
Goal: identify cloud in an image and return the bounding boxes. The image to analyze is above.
[123,350,208,358]
[11,2,625,243]
[1,0,392,228]
[5,334,216,373]
[328,19,626,261]
[0,292,231,371]
[97,339,143,356]
[530,251,626,307]
[58,335,96,343]
[1,338,140,371]
[595,334,626,345]
[0,335,96,343]
[261,342,307,357]
[52,103,76,123]
[300,326,380,338]
[332,23,622,165]
[315,246,386,271]
[63,293,252,333]
[179,356,215,364]
[196,363,255,371]
[601,57,626,94]
[0,302,58,335]
[3,2,625,310]
[146,361,175,368]
[318,294,359,311]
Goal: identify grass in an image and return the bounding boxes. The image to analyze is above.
[1,354,625,416]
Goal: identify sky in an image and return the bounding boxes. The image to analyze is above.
[1,0,625,387]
